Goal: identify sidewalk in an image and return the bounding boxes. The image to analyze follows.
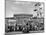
[5,30,44,35]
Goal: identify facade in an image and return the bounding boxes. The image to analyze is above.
[5,14,44,33]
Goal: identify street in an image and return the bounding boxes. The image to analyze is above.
[5,31,44,35]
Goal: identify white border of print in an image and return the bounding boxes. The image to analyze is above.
[0,0,46,35]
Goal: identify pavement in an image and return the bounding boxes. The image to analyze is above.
[5,31,44,35]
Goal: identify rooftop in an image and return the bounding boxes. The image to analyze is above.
[14,14,33,17]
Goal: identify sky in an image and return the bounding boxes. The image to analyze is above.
[5,0,44,17]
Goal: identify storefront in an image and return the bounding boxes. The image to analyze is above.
[5,14,44,33]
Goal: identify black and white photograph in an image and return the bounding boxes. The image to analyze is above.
[5,0,44,35]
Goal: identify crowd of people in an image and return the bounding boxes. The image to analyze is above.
[5,20,44,33]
